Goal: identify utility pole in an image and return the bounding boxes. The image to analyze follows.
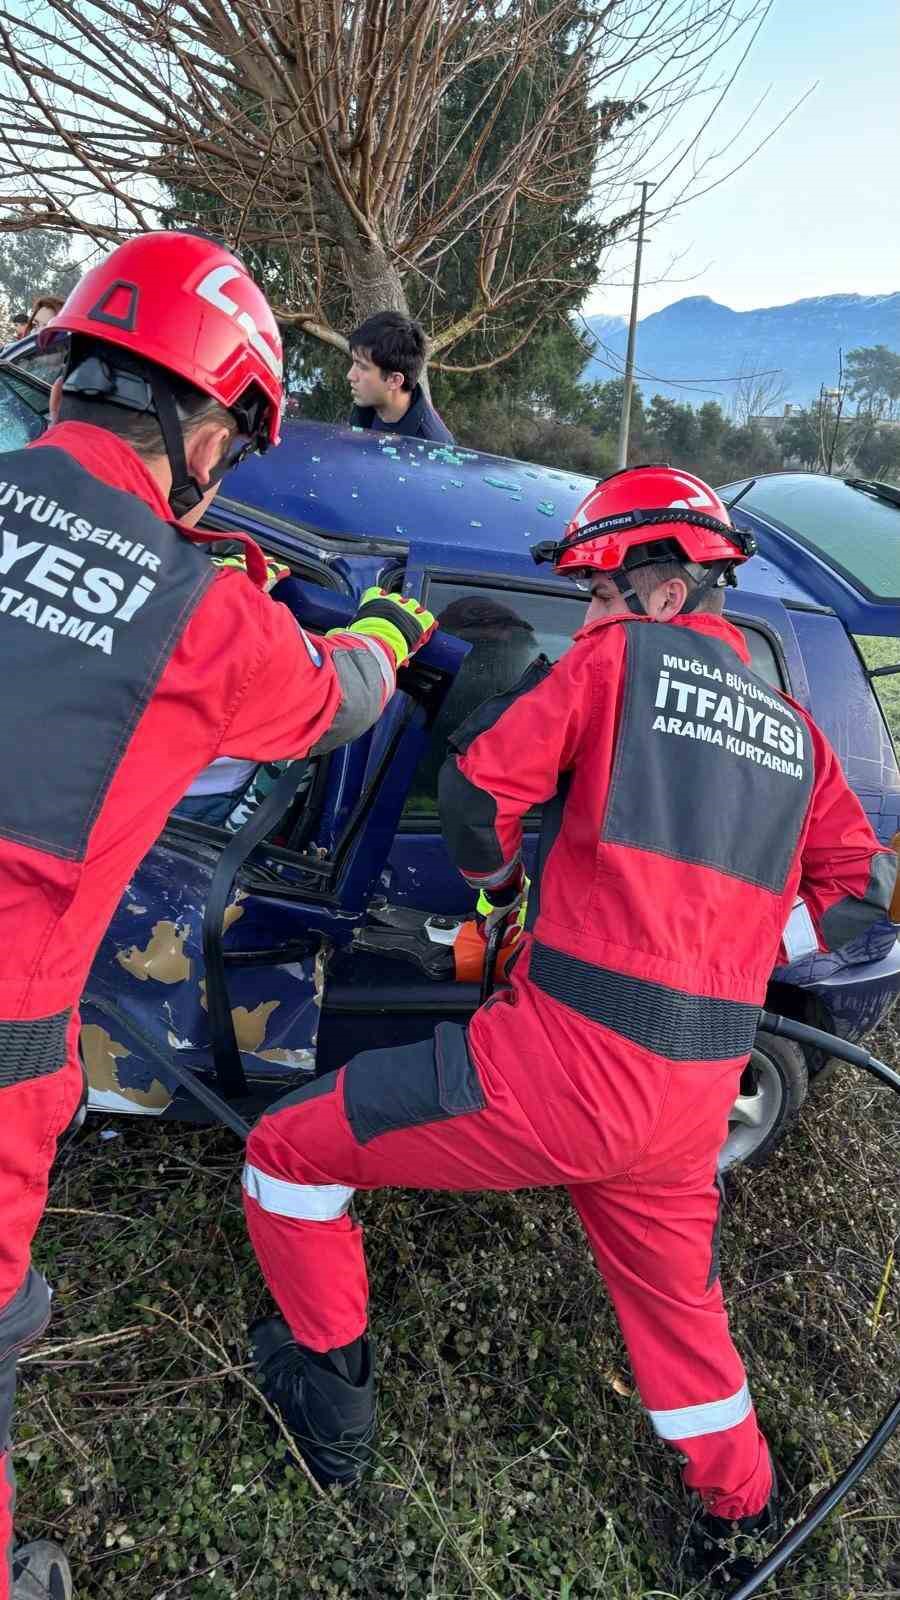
[616,181,651,470]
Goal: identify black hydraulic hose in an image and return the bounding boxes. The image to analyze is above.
[759,1009,900,1092]
[723,1010,900,1600]
[727,1395,900,1600]
[480,917,508,1006]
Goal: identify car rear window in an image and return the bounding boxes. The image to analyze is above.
[724,474,900,602]
[853,635,900,749]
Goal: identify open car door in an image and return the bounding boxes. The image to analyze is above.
[79,571,468,1121]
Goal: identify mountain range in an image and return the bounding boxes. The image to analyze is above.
[580,293,900,411]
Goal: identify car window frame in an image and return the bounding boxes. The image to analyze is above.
[0,360,52,449]
[154,522,349,878]
[397,578,795,831]
[848,633,900,755]
[399,568,589,831]
[4,335,68,389]
[725,609,791,693]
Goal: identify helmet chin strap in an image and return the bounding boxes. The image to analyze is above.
[612,558,734,618]
[610,568,647,617]
[146,367,204,519]
[678,561,734,614]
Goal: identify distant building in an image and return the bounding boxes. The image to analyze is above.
[750,404,798,440]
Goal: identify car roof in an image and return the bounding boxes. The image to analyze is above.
[224,417,595,565]
[1,354,890,626]
[224,419,828,607]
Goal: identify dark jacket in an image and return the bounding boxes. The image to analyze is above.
[349,383,454,443]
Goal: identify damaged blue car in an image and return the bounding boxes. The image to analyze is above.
[1,356,898,1170]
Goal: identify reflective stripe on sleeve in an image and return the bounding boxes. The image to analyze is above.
[309,638,393,755]
[647,1381,751,1441]
[242,1163,355,1221]
[460,853,522,892]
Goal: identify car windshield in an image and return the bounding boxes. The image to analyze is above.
[722,473,900,603]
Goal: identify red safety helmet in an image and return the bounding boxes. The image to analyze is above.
[532,464,756,612]
[42,231,283,450]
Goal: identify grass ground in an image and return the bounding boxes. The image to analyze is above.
[14,1010,900,1600]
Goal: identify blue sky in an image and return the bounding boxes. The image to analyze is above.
[589,0,899,318]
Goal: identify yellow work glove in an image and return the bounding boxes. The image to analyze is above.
[476,871,530,938]
[337,586,438,670]
[214,552,291,592]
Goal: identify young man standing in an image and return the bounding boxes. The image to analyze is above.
[347,311,454,443]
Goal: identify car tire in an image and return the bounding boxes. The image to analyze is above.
[718,1032,808,1172]
[802,1045,842,1096]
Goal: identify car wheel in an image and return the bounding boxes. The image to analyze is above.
[801,1044,842,1096]
[718,1032,808,1172]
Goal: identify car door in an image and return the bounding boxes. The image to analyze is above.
[81,516,466,1120]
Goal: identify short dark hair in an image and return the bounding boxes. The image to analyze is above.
[12,311,28,325]
[58,344,236,460]
[630,558,726,615]
[349,311,426,392]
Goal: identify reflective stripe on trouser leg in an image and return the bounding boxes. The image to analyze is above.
[243,1027,493,1353]
[243,1069,369,1353]
[568,1176,773,1520]
[242,1165,355,1222]
[648,1381,751,1440]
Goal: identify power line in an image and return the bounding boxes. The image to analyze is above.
[584,329,784,393]
[574,312,784,394]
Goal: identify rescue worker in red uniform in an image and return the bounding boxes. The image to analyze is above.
[0,231,436,1599]
[243,465,897,1585]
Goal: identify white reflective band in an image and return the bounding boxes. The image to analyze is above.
[462,853,522,892]
[242,1163,355,1221]
[648,1381,751,1442]
[782,897,819,962]
[339,631,395,696]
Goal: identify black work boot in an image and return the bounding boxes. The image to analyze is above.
[686,1466,783,1588]
[250,1315,376,1487]
[12,1540,72,1599]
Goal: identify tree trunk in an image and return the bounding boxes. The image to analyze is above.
[344,241,432,400]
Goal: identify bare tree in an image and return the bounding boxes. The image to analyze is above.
[818,351,845,475]
[731,362,786,427]
[0,1,778,369]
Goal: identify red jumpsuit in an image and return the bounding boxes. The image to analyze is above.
[0,422,400,1594]
[243,609,896,1518]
